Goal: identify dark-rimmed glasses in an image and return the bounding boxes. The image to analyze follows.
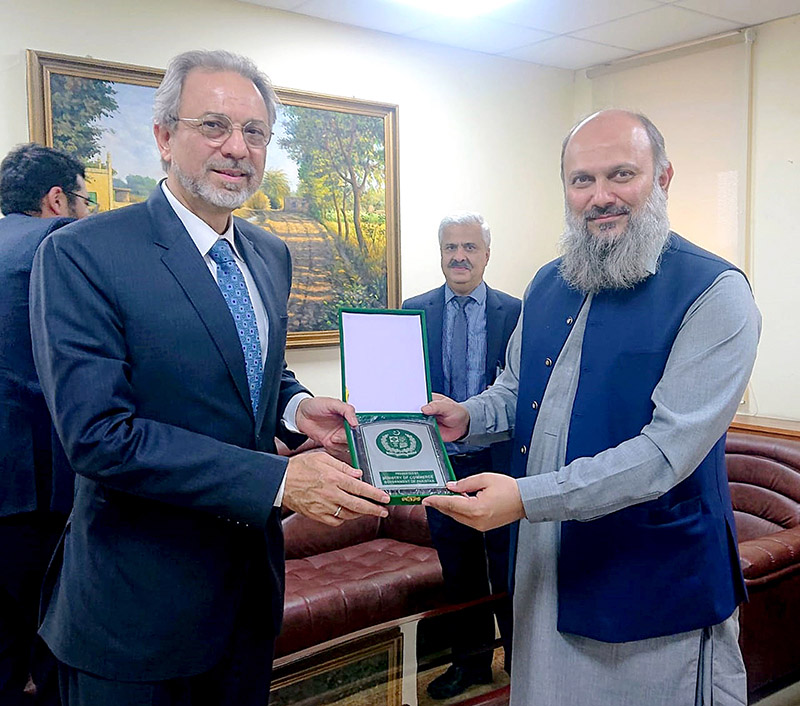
[174,113,272,148]
[65,191,98,207]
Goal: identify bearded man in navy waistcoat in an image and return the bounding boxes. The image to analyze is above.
[423,110,761,706]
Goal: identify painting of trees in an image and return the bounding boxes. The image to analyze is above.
[28,51,163,213]
[50,74,119,162]
[256,92,398,344]
[114,174,158,199]
[262,169,291,209]
[280,107,385,253]
[266,101,396,339]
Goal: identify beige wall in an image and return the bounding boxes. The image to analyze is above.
[748,16,800,421]
[1,2,797,419]
[0,0,574,397]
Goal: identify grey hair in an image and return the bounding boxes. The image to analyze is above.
[153,51,279,169]
[437,211,491,248]
[559,110,670,183]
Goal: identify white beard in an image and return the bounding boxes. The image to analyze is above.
[558,184,671,294]
[172,157,259,210]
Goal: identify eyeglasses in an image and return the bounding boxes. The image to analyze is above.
[65,191,98,207]
[174,113,272,148]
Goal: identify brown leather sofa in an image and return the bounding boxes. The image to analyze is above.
[274,429,800,698]
[275,505,445,657]
[727,430,800,697]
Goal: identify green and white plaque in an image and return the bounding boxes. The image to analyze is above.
[339,309,456,504]
[349,417,453,499]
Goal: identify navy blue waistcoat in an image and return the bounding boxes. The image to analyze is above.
[511,233,747,642]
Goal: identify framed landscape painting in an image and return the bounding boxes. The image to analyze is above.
[26,51,163,214]
[26,50,401,347]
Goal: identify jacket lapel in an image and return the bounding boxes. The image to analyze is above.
[235,225,281,432]
[425,286,446,395]
[147,189,253,417]
[485,285,505,383]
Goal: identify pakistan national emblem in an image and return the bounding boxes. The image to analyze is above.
[376,428,422,459]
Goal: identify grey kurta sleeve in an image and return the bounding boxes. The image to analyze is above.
[518,269,761,523]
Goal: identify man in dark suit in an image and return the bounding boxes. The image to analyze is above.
[29,50,389,706]
[403,212,520,699]
[0,143,92,706]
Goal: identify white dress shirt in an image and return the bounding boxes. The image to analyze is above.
[162,183,308,504]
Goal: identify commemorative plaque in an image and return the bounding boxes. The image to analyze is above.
[339,309,455,504]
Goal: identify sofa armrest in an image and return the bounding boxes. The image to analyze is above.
[739,526,800,587]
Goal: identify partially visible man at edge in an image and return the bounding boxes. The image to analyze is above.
[423,109,761,705]
[29,50,389,706]
[0,143,92,706]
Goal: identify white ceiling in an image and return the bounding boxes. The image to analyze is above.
[239,0,800,70]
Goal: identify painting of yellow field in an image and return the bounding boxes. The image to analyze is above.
[28,52,400,346]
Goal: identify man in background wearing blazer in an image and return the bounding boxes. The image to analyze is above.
[0,143,92,706]
[403,212,520,699]
[29,50,389,706]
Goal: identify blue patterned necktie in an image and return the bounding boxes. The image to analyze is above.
[449,295,470,402]
[208,239,263,415]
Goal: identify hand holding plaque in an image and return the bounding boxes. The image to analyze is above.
[339,309,456,504]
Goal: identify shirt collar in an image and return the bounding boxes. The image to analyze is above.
[644,233,674,275]
[445,280,487,305]
[161,181,239,258]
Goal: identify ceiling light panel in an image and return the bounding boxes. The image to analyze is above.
[294,0,441,34]
[388,0,522,19]
[406,17,552,54]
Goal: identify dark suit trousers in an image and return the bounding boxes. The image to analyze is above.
[0,512,64,706]
[425,450,513,671]
[57,556,276,706]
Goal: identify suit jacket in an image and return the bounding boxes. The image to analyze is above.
[0,213,74,519]
[402,283,520,471]
[29,187,308,681]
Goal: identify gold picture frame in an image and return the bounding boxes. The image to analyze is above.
[271,629,403,706]
[26,49,401,348]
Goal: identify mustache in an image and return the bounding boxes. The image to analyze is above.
[206,158,256,177]
[585,204,631,220]
[448,259,472,270]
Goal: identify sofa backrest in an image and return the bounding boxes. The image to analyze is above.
[282,504,433,559]
[378,505,433,546]
[283,513,381,559]
[726,431,800,542]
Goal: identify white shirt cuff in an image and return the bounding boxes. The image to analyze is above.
[274,475,286,507]
[282,392,312,433]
